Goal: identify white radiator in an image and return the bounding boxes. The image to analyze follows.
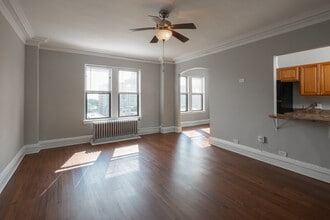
[91,119,140,145]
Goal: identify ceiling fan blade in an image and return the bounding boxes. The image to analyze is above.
[148,15,162,24]
[130,27,155,32]
[150,36,158,43]
[170,23,196,29]
[171,30,189,43]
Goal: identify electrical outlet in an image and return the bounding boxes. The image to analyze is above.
[278,150,287,157]
[257,136,265,143]
[233,138,239,144]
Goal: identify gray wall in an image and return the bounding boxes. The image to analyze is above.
[161,63,175,127]
[180,68,209,123]
[176,20,330,169]
[0,12,25,172]
[25,45,39,144]
[39,50,161,140]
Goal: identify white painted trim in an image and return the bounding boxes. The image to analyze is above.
[175,126,182,133]
[174,7,330,63]
[91,135,141,145]
[40,46,175,65]
[0,135,92,194]
[26,37,48,47]
[0,0,26,42]
[181,119,210,128]
[38,135,92,151]
[210,137,330,183]
[0,146,25,193]
[24,144,39,154]
[138,126,160,135]
[8,0,33,37]
[160,126,176,134]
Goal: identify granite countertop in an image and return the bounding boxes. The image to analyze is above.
[269,109,330,122]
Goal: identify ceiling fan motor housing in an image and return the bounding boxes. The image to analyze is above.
[159,9,169,19]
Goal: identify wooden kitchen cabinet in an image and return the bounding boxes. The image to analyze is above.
[277,66,299,82]
[320,62,330,95]
[300,64,319,96]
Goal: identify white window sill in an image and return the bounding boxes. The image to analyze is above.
[181,111,206,115]
[83,116,141,124]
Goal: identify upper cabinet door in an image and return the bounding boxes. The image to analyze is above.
[320,62,330,95]
[277,67,299,82]
[300,64,319,96]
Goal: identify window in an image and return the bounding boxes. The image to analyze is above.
[84,65,140,120]
[180,76,188,112]
[85,65,111,119]
[180,76,205,112]
[191,77,203,111]
[119,70,139,117]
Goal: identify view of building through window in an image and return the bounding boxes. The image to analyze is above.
[85,66,111,119]
[84,65,140,119]
[119,70,139,116]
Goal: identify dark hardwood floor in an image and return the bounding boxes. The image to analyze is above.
[1,125,330,219]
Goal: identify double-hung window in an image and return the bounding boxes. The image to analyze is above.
[191,77,204,111]
[118,70,139,117]
[180,76,188,112]
[180,76,205,112]
[85,65,112,119]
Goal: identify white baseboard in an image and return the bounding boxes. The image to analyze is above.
[210,137,330,183]
[0,146,25,193]
[38,135,92,151]
[0,135,92,194]
[175,126,182,133]
[181,119,210,128]
[160,126,176,134]
[138,127,160,135]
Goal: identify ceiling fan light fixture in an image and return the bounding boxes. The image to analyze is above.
[156,29,172,41]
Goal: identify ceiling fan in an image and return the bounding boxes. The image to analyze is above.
[130,9,196,43]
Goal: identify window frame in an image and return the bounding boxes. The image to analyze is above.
[118,69,140,117]
[180,76,205,113]
[180,76,188,112]
[84,65,112,120]
[190,77,204,112]
[84,65,142,122]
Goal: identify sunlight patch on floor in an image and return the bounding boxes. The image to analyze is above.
[105,144,140,179]
[112,144,139,160]
[182,127,211,148]
[183,130,204,138]
[105,158,140,179]
[201,127,210,134]
[55,151,101,173]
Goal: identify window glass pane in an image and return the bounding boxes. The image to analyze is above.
[85,66,111,91]
[119,70,138,92]
[191,94,202,111]
[180,94,187,112]
[119,94,138,116]
[191,77,203,93]
[180,77,187,93]
[86,93,110,119]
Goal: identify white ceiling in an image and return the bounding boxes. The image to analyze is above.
[12,0,330,61]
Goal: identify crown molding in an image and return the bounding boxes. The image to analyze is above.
[0,0,25,42]
[40,45,175,64]
[0,0,34,42]
[174,7,330,64]
[26,37,48,47]
[8,0,33,36]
